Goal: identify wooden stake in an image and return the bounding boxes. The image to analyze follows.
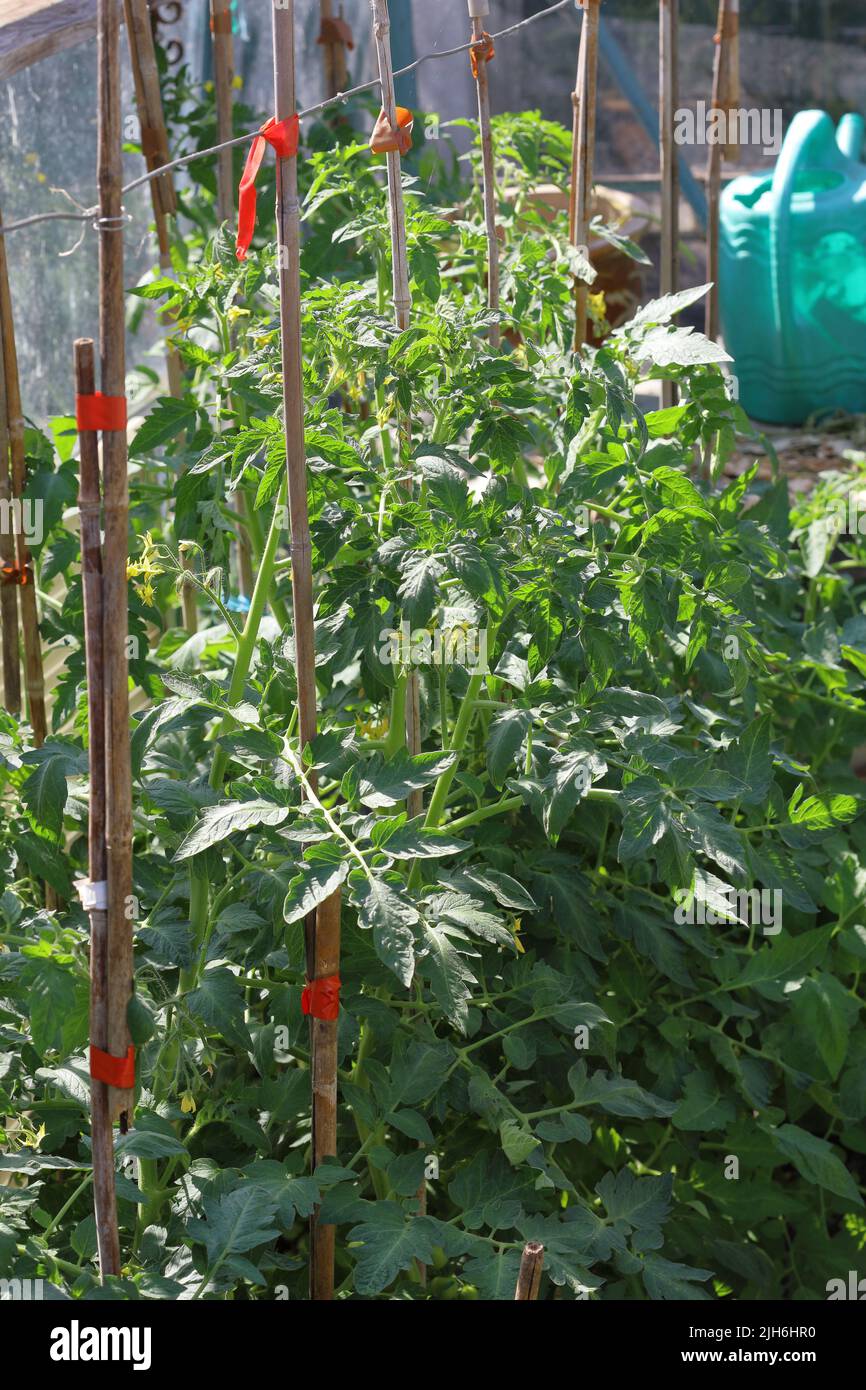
[370,0,422,811]
[178,541,198,634]
[659,0,679,409]
[319,1,350,100]
[0,326,21,715]
[468,1,500,349]
[123,0,182,399]
[705,0,737,341]
[210,0,236,228]
[370,0,412,335]
[514,1240,544,1300]
[722,0,740,165]
[569,0,601,350]
[75,337,121,1279]
[0,202,47,746]
[272,0,341,1303]
[209,0,255,600]
[98,0,134,1124]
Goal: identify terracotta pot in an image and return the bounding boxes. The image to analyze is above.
[524,182,651,345]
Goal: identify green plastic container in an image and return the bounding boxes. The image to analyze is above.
[720,110,866,424]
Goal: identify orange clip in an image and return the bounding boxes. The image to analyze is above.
[470,32,496,81]
[1,563,30,588]
[318,16,355,50]
[370,106,414,156]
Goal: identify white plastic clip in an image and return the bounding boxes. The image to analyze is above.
[468,0,490,17]
[76,878,108,912]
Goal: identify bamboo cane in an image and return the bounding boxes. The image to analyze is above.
[98,0,134,1125]
[123,0,182,400]
[514,1241,544,1300]
[178,541,198,634]
[319,1,350,100]
[0,327,21,715]
[75,336,121,1279]
[468,0,500,349]
[370,0,422,813]
[209,0,255,600]
[705,0,737,341]
[659,0,679,409]
[210,0,236,228]
[0,202,47,747]
[569,0,601,350]
[722,0,740,165]
[272,0,341,1303]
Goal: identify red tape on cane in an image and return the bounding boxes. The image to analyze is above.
[301,974,341,1022]
[236,114,301,262]
[76,393,128,432]
[90,1044,136,1089]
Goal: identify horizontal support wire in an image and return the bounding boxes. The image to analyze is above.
[0,0,575,239]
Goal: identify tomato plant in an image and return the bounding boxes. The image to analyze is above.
[1,109,865,1302]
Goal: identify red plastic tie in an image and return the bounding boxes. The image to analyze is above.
[301,973,341,1022]
[90,1044,136,1088]
[236,115,301,262]
[76,393,128,432]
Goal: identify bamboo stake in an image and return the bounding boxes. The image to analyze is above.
[0,202,47,747]
[468,1,500,349]
[0,327,21,715]
[210,0,236,228]
[178,541,198,634]
[209,0,254,600]
[319,1,351,100]
[75,337,121,1279]
[98,0,134,1125]
[123,0,183,400]
[272,0,341,1303]
[569,0,601,350]
[722,0,740,165]
[705,0,737,341]
[659,0,679,409]
[370,0,422,813]
[370,0,412,335]
[514,1241,544,1300]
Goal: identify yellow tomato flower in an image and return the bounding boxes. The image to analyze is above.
[180,1092,197,1114]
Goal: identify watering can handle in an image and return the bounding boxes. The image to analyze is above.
[770,111,838,363]
[836,113,865,161]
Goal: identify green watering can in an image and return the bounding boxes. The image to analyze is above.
[720,110,866,424]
